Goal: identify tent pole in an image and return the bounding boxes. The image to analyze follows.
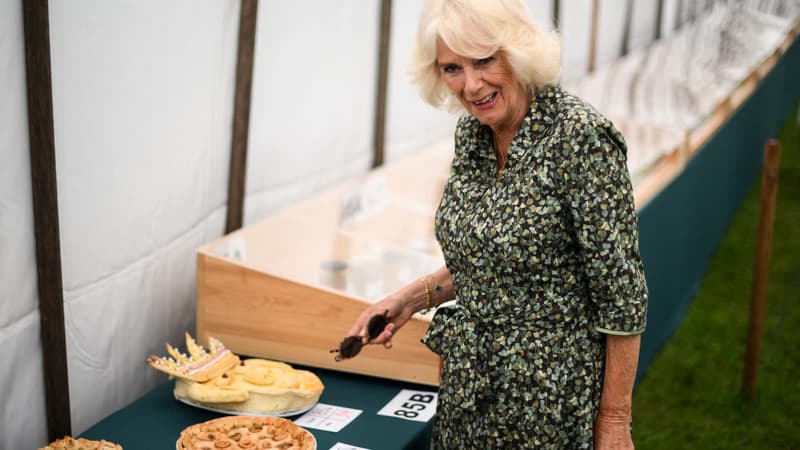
[742,140,781,401]
[225,0,259,233]
[22,0,71,441]
[553,0,560,31]
[587,0,600,73]
[655,0,664,41]
[372,0,392,168]
[621,0,634,56]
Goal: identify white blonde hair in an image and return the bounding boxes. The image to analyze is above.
[408,0,561,111]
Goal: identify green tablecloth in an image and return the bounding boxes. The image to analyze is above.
[81,367,434,450]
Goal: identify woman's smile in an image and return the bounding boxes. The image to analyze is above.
[472,92,498,109]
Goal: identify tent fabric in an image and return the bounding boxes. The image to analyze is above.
[0,0,49,448]
[566,2,797,178]
[46,0,239,436]
[244,0,381,225]
[1,0,37,335]
[0,315,49,450]
[384,0,459,165]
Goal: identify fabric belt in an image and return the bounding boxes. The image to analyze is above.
[422,301,585,412]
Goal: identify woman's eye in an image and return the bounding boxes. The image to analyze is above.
[476,56,495,66]
[441,64,460,74]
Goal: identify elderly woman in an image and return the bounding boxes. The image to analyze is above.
[344,0,648,448]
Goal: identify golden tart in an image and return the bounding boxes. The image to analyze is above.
[176,415,315,450]
[148,334,324,415]
[39,436,122,450]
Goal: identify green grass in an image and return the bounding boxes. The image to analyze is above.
[632,103,800,449]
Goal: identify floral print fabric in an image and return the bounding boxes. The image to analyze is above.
[423,85,648,449]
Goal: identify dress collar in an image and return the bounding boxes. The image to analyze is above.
[470,84,559,164]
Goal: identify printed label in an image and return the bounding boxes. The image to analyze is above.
[294,403,362,432]
[377,389,438,423]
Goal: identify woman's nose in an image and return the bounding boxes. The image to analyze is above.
[463,68,483,95]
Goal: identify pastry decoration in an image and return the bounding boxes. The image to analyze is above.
[148,333,324,415]
[39,436,122,450]
[147,332,240,383]
[176,415,315,450]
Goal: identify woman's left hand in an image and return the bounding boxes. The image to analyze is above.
[596,333,641,449]
[593,410,634,450]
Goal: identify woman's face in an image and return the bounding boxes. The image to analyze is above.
[436,38,529,134]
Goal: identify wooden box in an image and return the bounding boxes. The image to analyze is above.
[196,144,453,386]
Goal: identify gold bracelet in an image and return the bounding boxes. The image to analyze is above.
[419,275,433,312]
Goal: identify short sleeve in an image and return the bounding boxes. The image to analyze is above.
[561,118,648,335]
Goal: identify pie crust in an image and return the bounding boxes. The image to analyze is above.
[173,359,324,415]
[176,415,315,450]
[39,436,122,450]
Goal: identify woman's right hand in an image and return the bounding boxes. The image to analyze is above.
[345,294,416,349]
[345,267,451,350]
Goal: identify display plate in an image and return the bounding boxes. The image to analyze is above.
[176,396,318,418]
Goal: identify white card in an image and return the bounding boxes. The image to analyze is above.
[294,403,362,432]
[329,443,371,450]
[377,389,438,423]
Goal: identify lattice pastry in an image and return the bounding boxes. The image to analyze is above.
[176,415,315,450]
[39,436,122,450]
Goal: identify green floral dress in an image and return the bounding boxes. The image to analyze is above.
[423,85,648,449]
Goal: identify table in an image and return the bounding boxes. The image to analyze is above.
[81,366,435,450]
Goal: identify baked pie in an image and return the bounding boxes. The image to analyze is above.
[174,359,324,414]
[39,436,122,450]
[176,415,315,450]
[148,333,324,415]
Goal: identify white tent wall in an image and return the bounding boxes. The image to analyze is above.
[0,1,50,448]
[628,0,660,54]
[593,1,627,69]
[244,0,382,224]
[526,0,556,29]
[660,0,683,39]
[47,0,239,438]
[560,0,594,82]
[558,0,678,83]
[384,0,458,164]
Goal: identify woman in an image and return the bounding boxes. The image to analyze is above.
[344,0,648,448]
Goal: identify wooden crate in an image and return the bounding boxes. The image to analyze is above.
[196,146,453,386]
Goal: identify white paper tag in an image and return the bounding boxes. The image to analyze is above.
[377,389,438,423]
[294,403,362,432]
[329,443,371,450]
